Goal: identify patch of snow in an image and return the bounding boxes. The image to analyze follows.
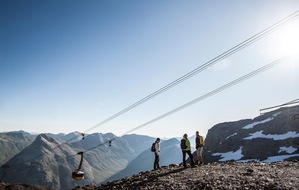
[242,112,281,129]
[242,118,273,129]
[279,146,297,154]
[272,111,282,117]
[262,154,299,162]
[226,133,237,140]
[243,131,299,140]
[243,130,264,140]
[212,147,243,161]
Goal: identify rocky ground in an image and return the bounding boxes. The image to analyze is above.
[0,183,52,190]
[74,161,299,190]
[1,161,298,190]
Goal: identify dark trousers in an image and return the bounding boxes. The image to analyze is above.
[154,153,160,170]
[182,150,194,167]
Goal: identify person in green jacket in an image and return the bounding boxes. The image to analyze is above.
[181,133,195,168]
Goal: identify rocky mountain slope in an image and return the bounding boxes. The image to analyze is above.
[2,161,299,190]
[0,131,35,166]
[0,133,154,189]
[2,134,92,189]
[73,161,299,190]
[203,105,299,163]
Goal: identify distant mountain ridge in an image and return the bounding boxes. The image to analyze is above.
[0,132,155,189]
[2,134,89,189]
[0,131,35,166]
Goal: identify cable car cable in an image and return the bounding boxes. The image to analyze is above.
[2,56,289,179]
[48,10,299,148]
[81,56,289,154]
[260,98,299,114]
[40,11,298,160]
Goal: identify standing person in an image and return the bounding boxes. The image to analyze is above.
[153,138,161,170]
[181,134,195,168]
[195,131,204,165]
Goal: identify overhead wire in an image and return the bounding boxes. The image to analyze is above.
[1,56,292,182]
[13,56,288,168]
[260,98,299,114]
[72,9,299,152]
[2,56,291,175]
[79,10,299,135]
[81,56,289,154]
[44,9,299,150]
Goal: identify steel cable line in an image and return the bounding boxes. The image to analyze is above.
[260,98,299,114]
[29,9,299,161]
[2,56,289,173]
[43,10,299,148]
[82,10,299,135]
[81,56,289,154]
[73,9,299,149]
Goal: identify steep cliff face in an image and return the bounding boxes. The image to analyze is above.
[203,105,299,163]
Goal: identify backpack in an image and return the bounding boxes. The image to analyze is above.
[180,139,187,149]
[199,136,205,147]
[151,142,156,152]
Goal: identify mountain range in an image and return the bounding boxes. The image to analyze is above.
[1,105,299,189]
[0,131,160,189]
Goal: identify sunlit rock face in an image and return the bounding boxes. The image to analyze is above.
[203,105,299,163]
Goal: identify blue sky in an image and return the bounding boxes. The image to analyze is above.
[1,0,299,138]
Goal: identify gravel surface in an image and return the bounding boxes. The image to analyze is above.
[74,161,299,190]
[2,161,298,189]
